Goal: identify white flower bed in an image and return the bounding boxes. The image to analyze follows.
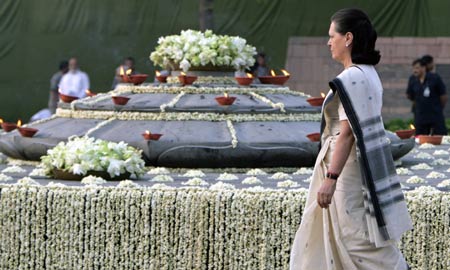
[147,167,171,175]
[0,185,447,269]
[17,177,40,186]
[181,170,206,178]
[277,180,299,188]
[426,171,446,179]
[117,180,140,188]
[150,175,174,182]
[29,168,48,177]
[2,165,26,174]
[269,172,292,180]
[245,169,267,175]
[413,152,435,160]
[216,173,238,181]
[433,149,449,155]
[396,168,413,175]
[182,177,209,186]
[242,176,262,185]
[411,163,433,170]
[293,168,313,175]
[210,181,235,190]
[419,143,435,149]
[0,173,13,182]
[437,179,450,188]
[432,159,450,166]
[81,175,107,185]
[406,176,426,184]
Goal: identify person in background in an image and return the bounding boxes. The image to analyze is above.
[112,57,137,89]
[59,57,90,99]
[48,60,68,113]
[250,52,270,77]
[406,58,448,135]
[421,54,435,72]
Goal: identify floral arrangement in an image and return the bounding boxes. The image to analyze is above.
[0,183,448,269]
[150,29,257,72]
[40,136,145,179]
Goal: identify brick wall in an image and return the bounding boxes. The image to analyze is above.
[285,37,450,120]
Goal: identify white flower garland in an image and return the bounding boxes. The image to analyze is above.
[84,118,116,137]
[0,184,447,269]
[56,109,321,122]
[226,120,238,148]
[114,84,306,96]
[166,76,237,85]
[249,92,286,112]
[160,91,185,112]
[70,92,112,110]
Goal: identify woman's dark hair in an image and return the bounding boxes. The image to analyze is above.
[331,8,381,65]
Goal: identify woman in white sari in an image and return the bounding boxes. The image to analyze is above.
[290,8,412,270]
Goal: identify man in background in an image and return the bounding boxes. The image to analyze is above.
[59,57,90,98]
[406,58,448,135]
[48,60,68,113]
[112,57,137,89]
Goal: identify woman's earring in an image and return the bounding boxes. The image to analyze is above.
[345,43,349,47]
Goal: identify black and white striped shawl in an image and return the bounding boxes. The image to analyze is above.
[324,65,412,244]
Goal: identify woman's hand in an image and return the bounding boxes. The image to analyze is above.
[317,178,337,208]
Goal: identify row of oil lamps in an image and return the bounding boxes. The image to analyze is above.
[118,68,291,86]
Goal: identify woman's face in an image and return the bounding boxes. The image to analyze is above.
[327,21,351,63]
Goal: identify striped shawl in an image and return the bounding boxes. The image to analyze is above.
[325,65,412,246]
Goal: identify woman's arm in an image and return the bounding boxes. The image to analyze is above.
[317,120,355,208]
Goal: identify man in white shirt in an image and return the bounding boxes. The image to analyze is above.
[59,57,90,98]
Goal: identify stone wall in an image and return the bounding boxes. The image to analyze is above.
[285,37,450,120]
